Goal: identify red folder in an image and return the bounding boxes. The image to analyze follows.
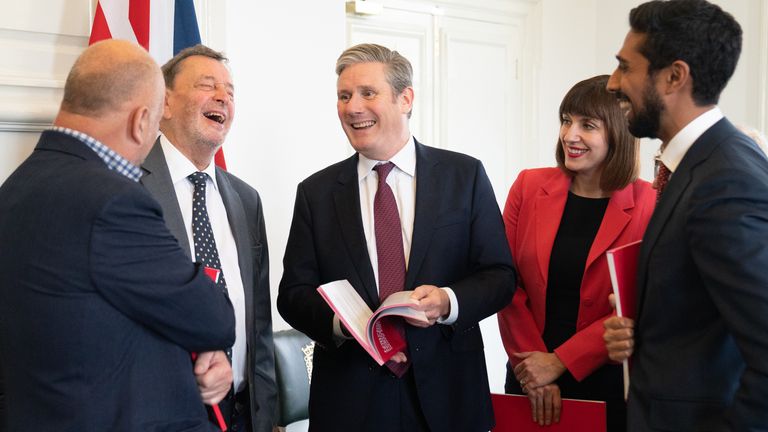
[606,240,642,320]
[606,240,642,400]
[194,266,227,431]
[491,393,606,432]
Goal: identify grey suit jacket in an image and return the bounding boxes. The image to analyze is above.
[629,118,768,431]
[141,141,277,432]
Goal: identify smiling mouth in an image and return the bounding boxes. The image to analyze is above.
[567,147,588,156]
[203,111,226,124]
[351,120,375,129]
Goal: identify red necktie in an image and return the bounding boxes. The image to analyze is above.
[653,160,671,202]
[373,162,410,377]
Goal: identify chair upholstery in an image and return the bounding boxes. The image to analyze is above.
[273,328,314,428]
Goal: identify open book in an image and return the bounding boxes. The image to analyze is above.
[317,279,428,365]
[606,239,642,400]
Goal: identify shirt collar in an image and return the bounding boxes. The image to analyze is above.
[160,134,219,191]
[50,126,142,182]
[357,136,416,181]
[660,106,723,172]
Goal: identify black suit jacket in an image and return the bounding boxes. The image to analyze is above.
[141,142,277,432]
[629,118,768,431]
[0,131,235,431]
[278,141,516,432]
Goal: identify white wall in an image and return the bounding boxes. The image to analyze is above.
[210,2,348,332]
[531,0,767,180]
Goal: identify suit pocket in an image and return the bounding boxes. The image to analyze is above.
[449,324,484,352]
[649,397,726,431]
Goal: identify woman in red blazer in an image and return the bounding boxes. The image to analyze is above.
[497,75,655,431]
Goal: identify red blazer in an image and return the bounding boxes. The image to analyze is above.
[498,168,655,380]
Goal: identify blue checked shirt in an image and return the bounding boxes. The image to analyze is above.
[51,126,143,182]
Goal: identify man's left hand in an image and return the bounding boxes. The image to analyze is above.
[194,350,233,405]
[406,284,450,327]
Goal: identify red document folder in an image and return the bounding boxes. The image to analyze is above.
[196,266,227,431]
[606,240,642,400]
[491,393,606,432]
[606,240,642,320]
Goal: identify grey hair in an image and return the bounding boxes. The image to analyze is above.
[336,44,413,117]
[161,44,228,89]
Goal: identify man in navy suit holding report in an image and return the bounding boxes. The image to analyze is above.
[0,40,234,431]
[278,43,516,432]
[603,1,768,430]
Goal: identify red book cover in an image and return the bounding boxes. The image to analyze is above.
[370,317,407,363]
[196,266,227,431]
[605,240,642,399]
[606,240,642,320]
[491,393,606,432]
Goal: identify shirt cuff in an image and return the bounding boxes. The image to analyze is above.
[436,287,458,325]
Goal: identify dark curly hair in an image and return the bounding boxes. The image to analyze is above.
[629,0,742,106]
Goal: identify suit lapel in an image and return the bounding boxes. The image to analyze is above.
[534,175,569,284]
[140,140,191,257]
[333,155,379,307]
[406,142,441,290]
[584,185,633,270]
[637,118,734,317]
[216,169,254,330]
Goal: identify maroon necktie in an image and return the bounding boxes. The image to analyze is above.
[373,162,409,377]
[653,160,671,202]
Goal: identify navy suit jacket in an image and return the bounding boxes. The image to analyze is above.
[277,141,516,432]
[0,131,235,432]
[141,142,277,432]
[629,118,768,431]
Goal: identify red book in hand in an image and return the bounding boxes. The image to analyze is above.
[317,279,427,365]
[606,240,642,400]
[606,240,641,320]
[193,266,227,431]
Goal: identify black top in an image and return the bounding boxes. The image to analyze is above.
[543,192,609,351]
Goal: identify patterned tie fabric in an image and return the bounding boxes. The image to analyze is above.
[653,160,671,202]
[188,171,232,360]
[373,162,410,377]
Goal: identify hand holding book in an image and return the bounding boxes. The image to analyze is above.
[318,280,428,365]
[605,240,641,400]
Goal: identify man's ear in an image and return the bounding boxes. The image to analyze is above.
[162,88,173,120]
[399,86,414,114]
[129,105,150,145]
[664,60,690,95]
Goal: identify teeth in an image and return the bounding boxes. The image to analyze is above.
[568,147,588,155]
[203,112,225,124]
[351,120,375,129]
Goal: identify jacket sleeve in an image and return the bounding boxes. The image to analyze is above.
[498,170,548,365]
[90,188,235,353]
[277,182,337,347]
